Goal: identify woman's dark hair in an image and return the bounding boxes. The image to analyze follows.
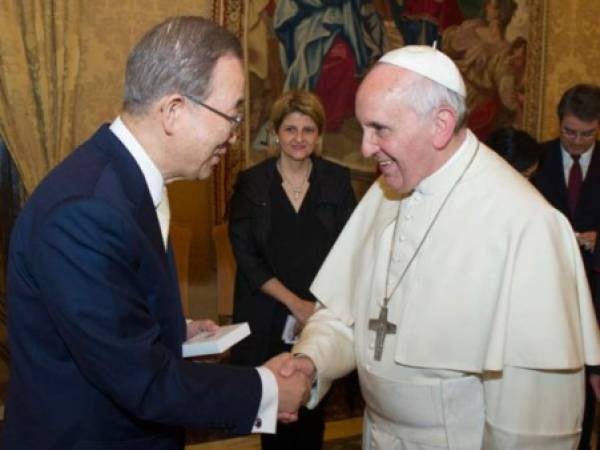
[485,127,543,174]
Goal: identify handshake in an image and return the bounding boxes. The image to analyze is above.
[264,352,317,423]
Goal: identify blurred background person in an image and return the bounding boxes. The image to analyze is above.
[534,83,600,267]
[228,90,357,450]
[485,126,543,178]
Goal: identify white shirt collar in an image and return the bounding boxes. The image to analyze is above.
[560,143,595,180]
[109,116,165,208]
[560,143,594,163]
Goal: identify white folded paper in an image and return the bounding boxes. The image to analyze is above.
[282,314,298,344]
[182,322,250,357]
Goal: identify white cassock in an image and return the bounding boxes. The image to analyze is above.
[293,130,600,450]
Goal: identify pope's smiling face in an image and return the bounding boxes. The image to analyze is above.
[356,65,440,194]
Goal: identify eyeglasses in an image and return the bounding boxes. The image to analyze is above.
[184,94,243,132]
[560,126,597,140]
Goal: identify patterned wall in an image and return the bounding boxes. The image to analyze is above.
[540,1,600,140]
[74,1,214,143]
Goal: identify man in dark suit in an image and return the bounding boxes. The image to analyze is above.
[534,83,600,450]
[534,83,600,276]
[1,16,309,450]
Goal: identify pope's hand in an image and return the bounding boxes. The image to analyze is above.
[264,353,311,423]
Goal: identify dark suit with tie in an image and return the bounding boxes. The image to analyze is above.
[2,125,262,450]
[533,137,600,450]
[533,138,600,277]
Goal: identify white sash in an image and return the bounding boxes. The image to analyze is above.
[359,366,485,450]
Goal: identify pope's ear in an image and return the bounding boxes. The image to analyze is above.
[159,94,186,135]
[432,106,457,149]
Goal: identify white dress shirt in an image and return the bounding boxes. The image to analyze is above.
[561,143,595,181]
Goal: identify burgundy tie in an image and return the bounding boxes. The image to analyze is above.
[567,154,582,216]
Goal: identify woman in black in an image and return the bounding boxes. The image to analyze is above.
[229,90,356,450]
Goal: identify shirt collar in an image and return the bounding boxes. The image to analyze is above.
[109,116,165,208]
[560,143,594,165]
[415,130,477,196]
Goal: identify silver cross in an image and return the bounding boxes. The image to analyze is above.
[368,304,396,361]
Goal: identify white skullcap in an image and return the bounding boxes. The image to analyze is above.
[378,45,466,97]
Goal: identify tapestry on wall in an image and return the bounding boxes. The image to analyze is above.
[212,0,245,225]
[243,0,547,178]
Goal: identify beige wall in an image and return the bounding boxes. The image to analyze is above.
[540,1,600,140]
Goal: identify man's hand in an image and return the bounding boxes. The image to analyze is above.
[277,355,317,423]
[576,231,597,252]
[590,373,600,401]
[186,319,219,340]
[264,353,311,423]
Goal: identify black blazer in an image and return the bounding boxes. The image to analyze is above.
[228,156,356,366]
[2,125,262,450]
[534,138,600,274]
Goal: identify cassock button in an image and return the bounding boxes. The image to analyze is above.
[404,214,412,220]
[369,342,374,349]
[398,234,406,242]
[255,418,262,428]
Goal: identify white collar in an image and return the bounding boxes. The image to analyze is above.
[560,143,594,165]
[109,116,165,208]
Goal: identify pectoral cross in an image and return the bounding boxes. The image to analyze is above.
[368,304,396,361]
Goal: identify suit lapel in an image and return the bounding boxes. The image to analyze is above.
[581,142,600,190]
[549,143,570,216]
[91,125,168,268]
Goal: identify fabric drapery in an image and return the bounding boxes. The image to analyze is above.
[0,0,81,194]
[567,154,582,216]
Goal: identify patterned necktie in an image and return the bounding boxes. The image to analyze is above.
[156,187,170,250]
[567,154,582,216]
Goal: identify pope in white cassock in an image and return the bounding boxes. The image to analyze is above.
[280,46,600,449]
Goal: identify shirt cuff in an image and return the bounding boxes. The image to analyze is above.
[252,367,278,434]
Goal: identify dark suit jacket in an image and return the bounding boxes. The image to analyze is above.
[2,125,261,450]
[228,156,356,366]
[534,138,600,276]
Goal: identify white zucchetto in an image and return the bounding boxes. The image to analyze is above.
[379,45,466,97]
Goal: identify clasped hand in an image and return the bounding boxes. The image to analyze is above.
[264,353,316,423]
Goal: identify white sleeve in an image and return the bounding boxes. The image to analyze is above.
[482,365,584,449]
[252,367,278,434]
[293,306,357,408]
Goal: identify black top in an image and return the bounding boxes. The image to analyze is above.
[229,156,357,366]
[266,170,330,351]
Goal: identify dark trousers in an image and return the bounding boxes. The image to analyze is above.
[260,403,326,450]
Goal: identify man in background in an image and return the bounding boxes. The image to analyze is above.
[282,46,600,449]
[534,83,600,450]
[2,16,309,450]
[534,84,600,276]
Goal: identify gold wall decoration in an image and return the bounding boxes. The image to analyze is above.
[540,0,600,141]
[212,0,245,225]
[521,0,547,138]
